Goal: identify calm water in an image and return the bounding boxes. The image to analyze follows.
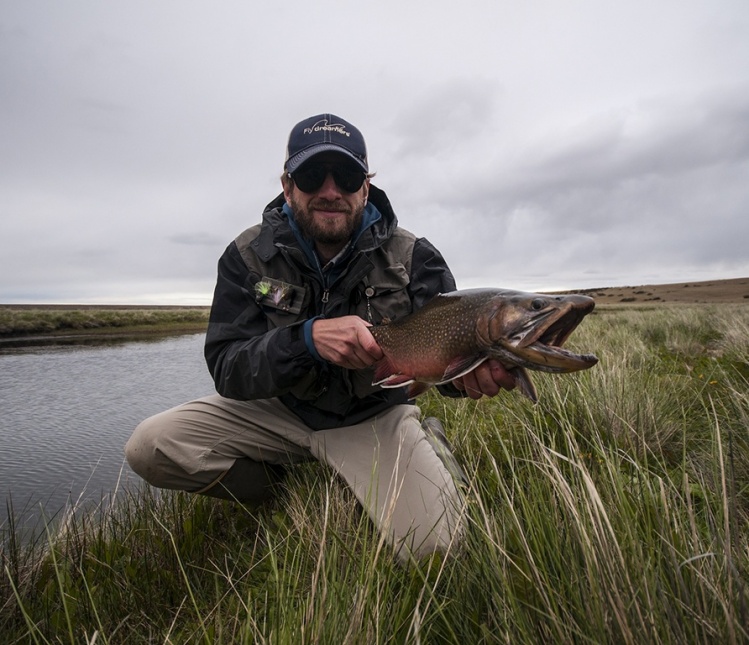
[0,334,214,531]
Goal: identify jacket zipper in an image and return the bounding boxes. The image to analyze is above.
[308,249,332,309]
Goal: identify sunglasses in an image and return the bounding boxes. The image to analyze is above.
[288,163,366,194]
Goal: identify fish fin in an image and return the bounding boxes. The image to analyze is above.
[375,374,416,388]
[438,355,488,383]
[372,357,399,385]
[372,358,416,388]
[371,364,432,398]
[371,358,434,398]
[511,367,538,403]
[406,381,433,399]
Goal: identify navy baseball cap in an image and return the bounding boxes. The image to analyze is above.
[284,114,369,174]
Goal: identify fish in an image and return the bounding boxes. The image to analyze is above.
[369,288,598,402]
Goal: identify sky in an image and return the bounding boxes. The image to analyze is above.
[2,0,748,304]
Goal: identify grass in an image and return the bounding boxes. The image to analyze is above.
[1,303,748,643]
[0,307,210,339]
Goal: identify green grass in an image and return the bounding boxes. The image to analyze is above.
[2,304,748,643]
[0,307,210,339]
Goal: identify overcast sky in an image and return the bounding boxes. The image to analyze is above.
[2,0,748,304]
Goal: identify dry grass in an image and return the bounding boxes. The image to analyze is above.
[556,276,749,305]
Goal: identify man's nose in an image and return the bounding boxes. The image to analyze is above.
[316,172,342,199]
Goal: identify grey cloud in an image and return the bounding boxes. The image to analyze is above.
[548,91,749,187]
[434,87,749,230]
[398,87,749,290]
[389,79,499,157]
[168,233,226,247]
[74,98,132,135]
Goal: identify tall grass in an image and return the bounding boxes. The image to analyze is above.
[2,304,748,643]
[0,308,209,337]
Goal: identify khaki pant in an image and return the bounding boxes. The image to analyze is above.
[125,395,464,560]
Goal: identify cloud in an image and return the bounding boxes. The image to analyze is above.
[168,233,227,247]
[395,85,749,290]
[1,0,748,302]
[389,79,500,157]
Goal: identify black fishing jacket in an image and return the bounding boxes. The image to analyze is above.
[204,184,458,430]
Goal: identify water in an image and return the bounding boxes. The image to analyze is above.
[0,333,215,531]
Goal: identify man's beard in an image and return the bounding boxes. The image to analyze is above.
[290,196,366,246]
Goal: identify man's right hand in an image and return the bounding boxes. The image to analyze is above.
[311,316,384,370]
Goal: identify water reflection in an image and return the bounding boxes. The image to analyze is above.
[0,331,194,353]
[0,333,215,532]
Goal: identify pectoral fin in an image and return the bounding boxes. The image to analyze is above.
[406,381,433,399]
[439,355,488,383]
[372,357,406,387]
[511,367,538,403]
[375,374,415,388]
[372,361,434,399]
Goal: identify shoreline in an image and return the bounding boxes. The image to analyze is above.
[0,307,209,348]
[2,277,747,347]
[0,324,209,348]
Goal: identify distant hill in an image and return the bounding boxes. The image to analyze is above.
[3,278,749,309]
[556,277,749,305]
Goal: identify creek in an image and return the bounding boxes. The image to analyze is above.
[0,333,214,532]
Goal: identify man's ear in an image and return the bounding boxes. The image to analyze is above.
[362,179,369,205]
[282,176,293,206]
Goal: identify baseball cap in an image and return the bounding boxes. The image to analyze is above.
[284,114,368,174]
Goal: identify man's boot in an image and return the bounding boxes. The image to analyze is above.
[194,458,285,503]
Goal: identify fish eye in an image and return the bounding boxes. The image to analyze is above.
[531,298,546,310]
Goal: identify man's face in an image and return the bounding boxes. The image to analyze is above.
[283,152,369,250]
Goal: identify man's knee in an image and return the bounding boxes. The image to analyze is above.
[124,409,209,490]
[124,413,170,486]
[124,416,149,475]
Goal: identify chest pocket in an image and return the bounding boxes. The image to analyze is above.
[356,263,412,324]
[254,276,308,329]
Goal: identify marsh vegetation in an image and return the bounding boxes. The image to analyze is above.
[1,304,748,643]
[0,307,209,340]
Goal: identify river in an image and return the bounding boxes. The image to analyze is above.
[0,333,215,533]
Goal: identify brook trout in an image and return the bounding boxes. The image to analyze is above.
[370,288,598,402]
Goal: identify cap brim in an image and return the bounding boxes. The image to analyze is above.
[285,144,368,174]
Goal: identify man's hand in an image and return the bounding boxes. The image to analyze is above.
[452,359,516,400]
[311,316,384,370]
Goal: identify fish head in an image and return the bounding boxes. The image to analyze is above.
[477,290,598,373]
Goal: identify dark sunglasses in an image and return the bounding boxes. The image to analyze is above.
[288,163,366,194]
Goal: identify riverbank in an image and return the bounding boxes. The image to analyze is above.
[0,306,210,346]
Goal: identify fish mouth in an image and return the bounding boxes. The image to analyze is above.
[506,341,599,373]
[500,298,598,373]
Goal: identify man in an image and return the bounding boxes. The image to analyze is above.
[125,114,515,561]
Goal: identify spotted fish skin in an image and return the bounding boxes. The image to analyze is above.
[369,288,598,402]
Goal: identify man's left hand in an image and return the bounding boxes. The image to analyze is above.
[452,359,516,400]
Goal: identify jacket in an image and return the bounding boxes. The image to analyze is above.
[204,184,458,430]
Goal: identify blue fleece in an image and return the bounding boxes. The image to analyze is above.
[282,202,382,363]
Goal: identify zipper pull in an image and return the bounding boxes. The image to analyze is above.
[321,289,330,304]
[365,286,375,323]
